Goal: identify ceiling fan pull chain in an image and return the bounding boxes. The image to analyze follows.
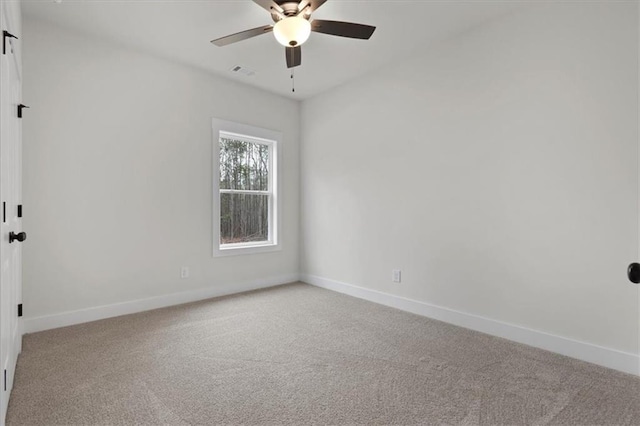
[291,68,295,93]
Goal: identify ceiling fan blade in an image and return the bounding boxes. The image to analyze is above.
[285,46,302,68]
[298,0,327,14]
[311,20,376,40]
[211,25,273,47]
[253,0,284,14]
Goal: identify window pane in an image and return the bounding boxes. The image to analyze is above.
[220,193,269,244]
[219,137,269,191]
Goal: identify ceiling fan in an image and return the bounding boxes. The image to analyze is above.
[210,0,376,69]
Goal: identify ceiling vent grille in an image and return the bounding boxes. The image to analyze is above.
[230,65,256,77]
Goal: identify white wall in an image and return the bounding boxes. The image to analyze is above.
[301,2,639,356]
[22,19,300,320]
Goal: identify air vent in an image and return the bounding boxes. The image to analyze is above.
[230,65,256,77]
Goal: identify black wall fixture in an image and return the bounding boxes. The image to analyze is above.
[2,30,17,55]
[17,104,29,118]
[627,263,640,284]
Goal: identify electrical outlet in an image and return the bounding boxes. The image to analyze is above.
[181,267,189,279]
[392,269,401,283]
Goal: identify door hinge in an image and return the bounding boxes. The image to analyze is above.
[2,30,17,55]
[4,369,7,391]
[3,202,6,223]
[17,104,29,118]
[17,304,22,317]
[17,205,22,218]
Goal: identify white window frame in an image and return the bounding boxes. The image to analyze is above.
[212,118,281,257]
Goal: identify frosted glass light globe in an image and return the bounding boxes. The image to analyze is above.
[273,17,311,47]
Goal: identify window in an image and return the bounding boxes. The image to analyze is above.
[212,119,280,256]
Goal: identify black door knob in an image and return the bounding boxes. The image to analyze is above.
[627,263,640,284]
[9,231,26,244]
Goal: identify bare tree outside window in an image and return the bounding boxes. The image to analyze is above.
[219,136,271,245]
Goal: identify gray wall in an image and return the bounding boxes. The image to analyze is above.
[301,2,639,354]
[23,19,300,319]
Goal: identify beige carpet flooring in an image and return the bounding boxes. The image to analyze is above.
[6,282,640,425]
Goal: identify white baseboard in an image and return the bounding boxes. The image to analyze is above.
[301,274,640,376]
[24,274,300,334]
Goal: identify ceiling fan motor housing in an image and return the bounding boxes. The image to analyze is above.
[271,1,310,22]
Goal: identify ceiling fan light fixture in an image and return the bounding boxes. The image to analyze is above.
[273,16,311,47]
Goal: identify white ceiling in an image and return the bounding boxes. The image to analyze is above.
[22,0,525,100]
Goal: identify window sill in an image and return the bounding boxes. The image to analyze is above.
[213,243,281,257]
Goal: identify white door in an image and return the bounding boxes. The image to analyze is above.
[0,9,23,422]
